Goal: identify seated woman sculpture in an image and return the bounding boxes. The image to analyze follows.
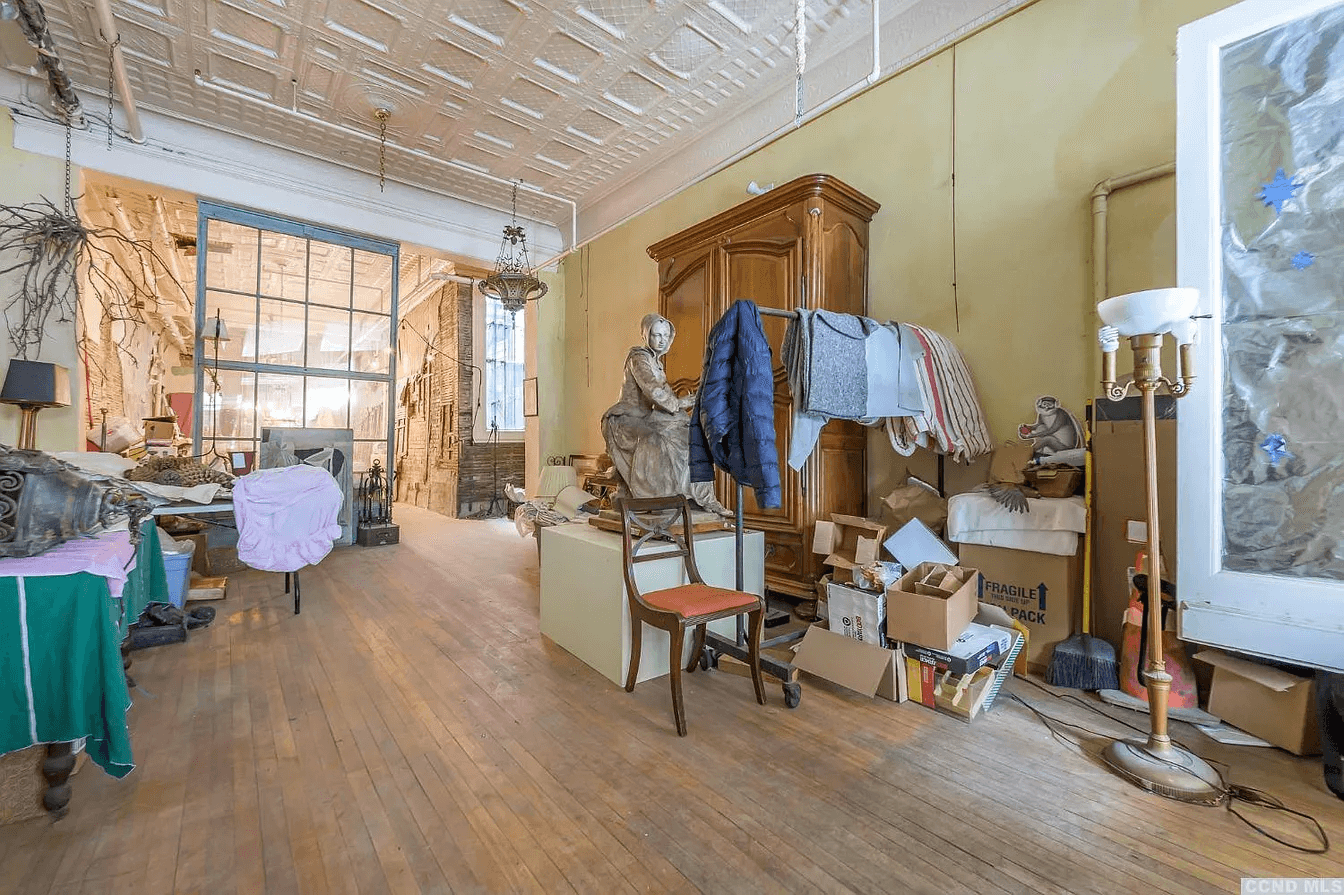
[601,313,727,515]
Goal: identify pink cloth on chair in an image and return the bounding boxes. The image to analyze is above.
[232,465,344,572]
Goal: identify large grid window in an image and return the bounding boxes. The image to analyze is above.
[483,297,525,433]
[195,203,397,475]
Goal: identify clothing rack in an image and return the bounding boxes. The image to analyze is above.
[700,303,806,708]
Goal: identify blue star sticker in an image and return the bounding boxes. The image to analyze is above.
[1260,433,1293,465]
[1258,168,1303,216]
[1291,251,1315,270]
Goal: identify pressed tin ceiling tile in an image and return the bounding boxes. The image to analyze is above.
[209,0,286,59]
[532,31,602,85]
[323,0,404,53]
[206,51,279,99]
[9,0,1028,245]
[421,38,487,90]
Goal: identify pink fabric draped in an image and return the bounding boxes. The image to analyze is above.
[232,465,343,572]
[0,530,136,600]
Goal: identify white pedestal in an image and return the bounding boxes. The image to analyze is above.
[539,523,765,686]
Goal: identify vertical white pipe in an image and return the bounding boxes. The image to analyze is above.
[92,0,145,143]
[869,0,881,84]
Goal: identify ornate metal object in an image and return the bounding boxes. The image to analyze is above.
[358,459,391,525]
[477,181,547,316]
[0,446,147,557]
[356,459,398,546]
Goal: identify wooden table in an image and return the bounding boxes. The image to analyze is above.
[0,520,168,819]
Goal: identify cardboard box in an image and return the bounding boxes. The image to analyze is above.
[885,561,979,651]
[792,625,907,702]
[882,518,958,569]
[905,628,1022,722]
[1092,397,1177,652]
[1195,649,1321,755]
[958,543,1079,673]
[902,622,1013,676]
[143,417,176,441]
[826,580,886,646]
[813,515,886,570]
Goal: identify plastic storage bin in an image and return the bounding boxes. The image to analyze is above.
[162,541,195,609]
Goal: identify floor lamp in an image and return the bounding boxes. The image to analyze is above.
[1097,287,1221,804]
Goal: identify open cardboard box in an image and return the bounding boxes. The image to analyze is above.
[905,626,1023,722]
[813,514,886,571]
[792,625,907,702]
[886,561,980,651]
[1194,649,1321,755]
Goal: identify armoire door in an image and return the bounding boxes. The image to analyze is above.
[1177,0,1344,671]
[718,233,843,596]
[659,243,716,397]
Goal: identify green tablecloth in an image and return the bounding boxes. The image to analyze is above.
[0,520,168,779]
[122,519,169,635]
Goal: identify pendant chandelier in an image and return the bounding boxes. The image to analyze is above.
[478,180,547,316]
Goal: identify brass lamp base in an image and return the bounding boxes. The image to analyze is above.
[1102,738,1224,805]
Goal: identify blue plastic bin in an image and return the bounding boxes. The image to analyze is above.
[162,541,195,609]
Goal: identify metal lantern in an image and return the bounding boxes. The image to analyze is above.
[356,459,398,546]
[477,181,547,316]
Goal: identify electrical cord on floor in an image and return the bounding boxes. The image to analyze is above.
[1009,679,1330,854]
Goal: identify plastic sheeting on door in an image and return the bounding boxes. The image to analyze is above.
[1219,6,1344,580]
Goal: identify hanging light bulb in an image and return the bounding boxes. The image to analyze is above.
[477,180,548,316]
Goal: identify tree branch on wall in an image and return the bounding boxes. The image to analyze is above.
[0,197,186,361]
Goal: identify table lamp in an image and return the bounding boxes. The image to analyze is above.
[1097,287,1220,804]
[1,359,71,450]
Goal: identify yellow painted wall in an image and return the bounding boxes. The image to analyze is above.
[558,0,1235,506]
[0,113,82,451]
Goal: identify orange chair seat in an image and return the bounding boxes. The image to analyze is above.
[643,583,758,618]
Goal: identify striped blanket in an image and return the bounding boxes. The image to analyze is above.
[884,323,994,463]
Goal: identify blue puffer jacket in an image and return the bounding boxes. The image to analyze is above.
[689,299,781,509]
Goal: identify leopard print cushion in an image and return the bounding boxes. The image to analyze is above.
[126,457,234,487]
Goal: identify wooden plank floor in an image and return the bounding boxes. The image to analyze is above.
[2,504,1340,894]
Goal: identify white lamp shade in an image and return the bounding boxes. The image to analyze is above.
[537,465,577,499]
[1097,287,1199,337]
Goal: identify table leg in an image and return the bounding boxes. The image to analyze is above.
[42,742,75,820]
[121,635,135,688]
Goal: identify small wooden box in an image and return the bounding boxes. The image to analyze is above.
[187,575,228,602]
[357,523,400,547]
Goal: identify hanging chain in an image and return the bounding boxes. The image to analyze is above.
[376,108,389,192]
[63,112,72,213]
[106,34,120,150]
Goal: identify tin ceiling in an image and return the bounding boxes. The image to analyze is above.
[2,0,1026,261]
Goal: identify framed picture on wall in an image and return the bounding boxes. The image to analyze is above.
[523,378,538,417]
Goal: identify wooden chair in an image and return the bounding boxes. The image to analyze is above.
[618,496,767,736]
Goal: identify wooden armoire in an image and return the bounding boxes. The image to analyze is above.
[647,174,880,601]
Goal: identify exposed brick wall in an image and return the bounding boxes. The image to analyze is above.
[393,282,523,518]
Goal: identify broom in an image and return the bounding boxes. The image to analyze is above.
[1046,405,1120,690]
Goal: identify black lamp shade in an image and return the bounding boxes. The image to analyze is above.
[0,360,72,408]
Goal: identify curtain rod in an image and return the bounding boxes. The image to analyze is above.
[756,306,797,319]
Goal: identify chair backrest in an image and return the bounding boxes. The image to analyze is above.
[616,496,706,610]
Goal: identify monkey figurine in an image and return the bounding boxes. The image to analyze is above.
[1018,395,1083,463]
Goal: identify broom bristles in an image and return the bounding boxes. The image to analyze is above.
[1046,633,1119,690]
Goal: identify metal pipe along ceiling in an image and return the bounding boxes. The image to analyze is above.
[93,0,144,143]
